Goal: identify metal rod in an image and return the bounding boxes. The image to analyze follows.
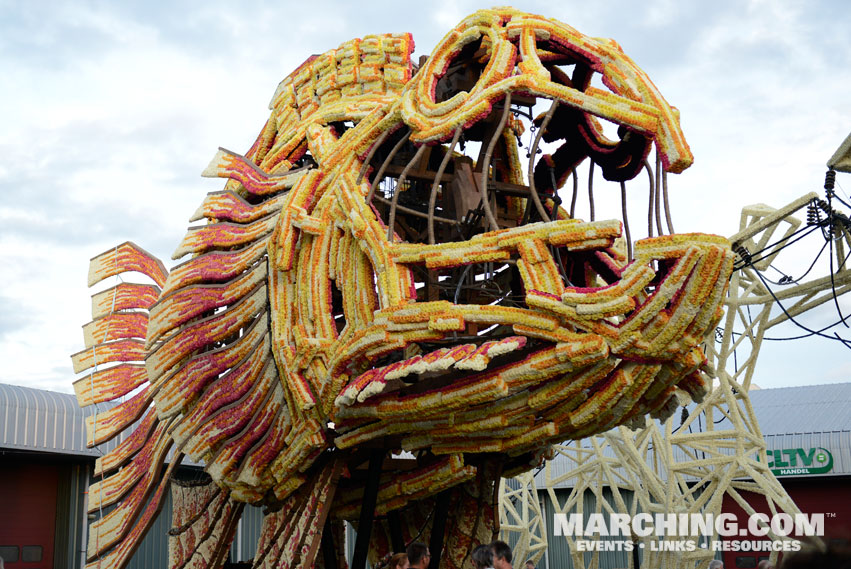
[357,126,393,185]
[662,168,675,234]
[367,130,410,204]
[526,99,557,223]
[588,160,596,221]
[428,127,462,244]
[480,93,513,231]
[654,152,664,235]
[570,167,578,218]
[621,181,633,260]
[644,159,655,237]
[454,264,474,304]
[387,144,428,241]
[351,450,384,569]
[372,194,461,225]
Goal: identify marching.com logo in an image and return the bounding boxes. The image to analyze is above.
[553,513,824,537]
[552,513,823,552]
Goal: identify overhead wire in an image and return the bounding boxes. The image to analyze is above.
[753,270,851,350]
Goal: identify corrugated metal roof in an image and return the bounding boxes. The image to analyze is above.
[744,383,851,435]
[0,383,116,457]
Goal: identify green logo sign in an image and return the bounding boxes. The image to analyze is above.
[767,447,833,476]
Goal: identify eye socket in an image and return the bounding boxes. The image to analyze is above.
[434,35,487,103]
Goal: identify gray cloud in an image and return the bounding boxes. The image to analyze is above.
[0,295,30,341]
[2,0,851,394]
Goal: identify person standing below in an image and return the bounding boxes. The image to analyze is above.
[708,560,723,569]
[406,542,431,569]
[472,544,494,569]
[389,553,410,569]
[491,540,513,569]
[524,560,535,569]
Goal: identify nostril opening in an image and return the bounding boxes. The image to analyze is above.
[330,282,347,334]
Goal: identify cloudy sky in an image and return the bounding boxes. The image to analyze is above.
[1,0,850,396]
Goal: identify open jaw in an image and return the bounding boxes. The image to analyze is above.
[329,229,735,459]
[323,11,734,462]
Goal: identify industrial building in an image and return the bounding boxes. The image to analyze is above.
[1,382,849,569]
[534,382,851,569]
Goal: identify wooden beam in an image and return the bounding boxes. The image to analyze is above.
[428,490,452,569]
[321,519,338,569]
[387,510,405,553]
[351,449,384,569]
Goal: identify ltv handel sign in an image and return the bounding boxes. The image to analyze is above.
[766,447,834,476]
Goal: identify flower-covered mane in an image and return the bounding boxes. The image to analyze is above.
[71,9,733,569]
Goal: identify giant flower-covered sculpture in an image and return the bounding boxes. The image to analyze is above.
[71,8,734,569]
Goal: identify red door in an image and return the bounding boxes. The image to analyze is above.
[0,461,58,569]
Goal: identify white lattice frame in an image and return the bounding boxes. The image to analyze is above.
[500,192,851,569]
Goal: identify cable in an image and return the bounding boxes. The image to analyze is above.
[759,239,830,286]
[754,270,851,350]
[825,189,849,327]
[733,223,823,271]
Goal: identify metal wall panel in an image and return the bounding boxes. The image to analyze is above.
[125,486,171,569]
[539,487,640,569]
[230,504,265,562]
[0,383,116,457]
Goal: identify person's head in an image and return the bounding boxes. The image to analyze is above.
[472,544,494,569]
[524,561,535,569]
[708,560,723,569]
[406,542,431,569]
[491,540,512,569]
[390,553,410,569]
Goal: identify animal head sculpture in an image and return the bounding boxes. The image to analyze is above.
[71,8,734,569]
